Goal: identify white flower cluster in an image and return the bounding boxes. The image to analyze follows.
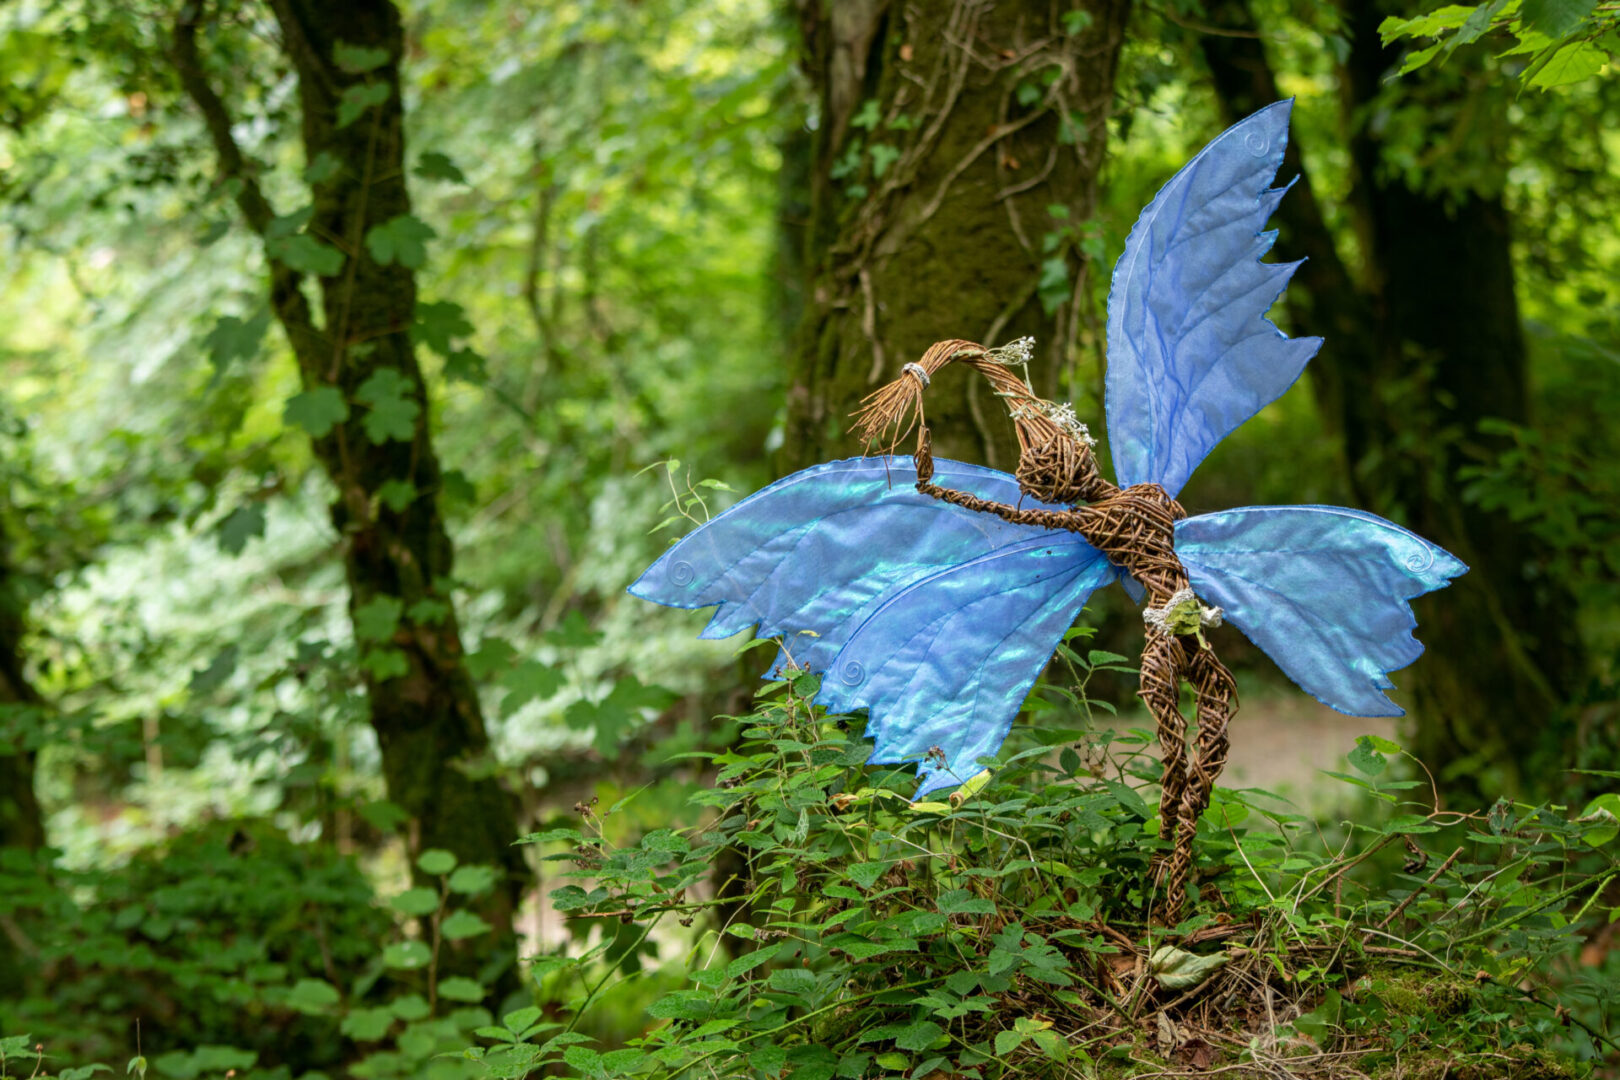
[987,335,1036,367]
[1008,397,1098,448]
[1042,401,1098,447]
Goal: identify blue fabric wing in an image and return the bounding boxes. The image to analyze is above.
[628,455,1073,675]
[1105,100,1323,498]
[1174,505,1467,717]
[815,535,1118,796]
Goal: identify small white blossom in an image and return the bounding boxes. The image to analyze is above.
[987,336,1036,367]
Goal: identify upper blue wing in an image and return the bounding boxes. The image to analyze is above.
[1174,505,1467,717]
[815,535,1118,796]
[628,455,1075,676]
[1105,100,1323,498]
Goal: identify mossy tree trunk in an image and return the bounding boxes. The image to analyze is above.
[1201,0,1585,803]
[172,0,526,945]
[786,0,1131,472]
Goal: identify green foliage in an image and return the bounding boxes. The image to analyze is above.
[1379,0,1619,89]
[458,672,1617,1078]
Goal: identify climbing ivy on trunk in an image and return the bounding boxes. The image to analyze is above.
[786,0,1131,472]
[170,0,526,941]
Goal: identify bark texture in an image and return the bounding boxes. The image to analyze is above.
[1200,0,1584,802]
[787,0,1131,472]
[173,0,526,934]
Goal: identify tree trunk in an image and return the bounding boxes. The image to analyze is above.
[1200,0,1585,803]
[0,512,45,991]
[172,0,526,947]
[786,0,1131,472]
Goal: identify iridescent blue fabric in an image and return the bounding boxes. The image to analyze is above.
[1105,100,1323,499]
[629,100,1467,795]
[1175,506,1467,717]
[814,535,1116,795]
[629,456,1089,678]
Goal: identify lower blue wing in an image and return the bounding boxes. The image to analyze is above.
[628,455,1070,675]
[816,535,1118,796]
[1174,505,1467,717]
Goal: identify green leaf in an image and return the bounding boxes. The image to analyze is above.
[362,648,409,681]
[766,968,817,997]
[285,977,341,1013]
[355,368,420,443]
[869,143,901,178]
[1148,945,1229,989]
[375,479,417,512]
[1528,40,1607,87]
[61,1067,112,1080]
[440,909,493,940]
[189,644,239,694]
[365,214,436,268]
[283,387,350,437]
[354,595,403,643]
[341,1007,394,1041]
[448,865,497,896]
[994,1028,1026,1056]
[334,41,390,74]
[501,660,564,713]
[503,1006,542,1033]
[1578,793,1620,846]
[390,993,431,1021]
[268,233,345,276]
[1349,736,1388,776]
[217,504,266,555]
[418,849,458,875]
[465,638,516,680]
[413,299,474,354]
[415,151,468,183]
[305,151,342,184]
[437,976,486,1003]
[336,82,390,128]
[391,887,441,917]
[204,311,269,372]
[383,941,432,969]
[1520,0,1596,38]
[893,1021,942,1051]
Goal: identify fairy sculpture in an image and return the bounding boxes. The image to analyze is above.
[630,101,1465,916]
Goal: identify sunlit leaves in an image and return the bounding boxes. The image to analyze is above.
[1520,0,1597,37]
[365,214,435,268]
[283,386,349,438]
[355,369,419,443]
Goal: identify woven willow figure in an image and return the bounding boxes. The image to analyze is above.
[631,103,1464,918]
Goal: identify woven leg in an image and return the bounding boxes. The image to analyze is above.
[1139,630,1189,882]
[1182,645,1238,830]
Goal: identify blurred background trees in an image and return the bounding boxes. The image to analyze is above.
[0,0,1615,1070]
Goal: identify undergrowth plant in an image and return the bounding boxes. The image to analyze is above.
[5,635,1617,1079]
[486,636,1617,1079]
